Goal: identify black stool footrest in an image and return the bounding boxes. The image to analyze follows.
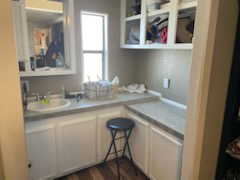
[114,136,125,140]
[109,149,123,155]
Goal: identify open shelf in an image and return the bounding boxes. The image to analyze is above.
[146,11,169,45]
[121,43,193,49]
[148,4,170,17]
[147,0,170,13]
[121,0,197,49]
[125,19,141,45]
[20,69,75,77]
[125,14,141,22]
[176,7,196,44]
[179,1,197,10]
[125,0,141,17]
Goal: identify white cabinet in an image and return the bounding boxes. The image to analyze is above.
[97,109,124,161]
[25,107,183,180]
[149,126,183,180]
[25,109,123,179]
[25,113,97,179]
[127,112,150,175]
[57,114,97,175]
[26,123,57,180]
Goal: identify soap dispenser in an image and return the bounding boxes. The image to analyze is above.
[61,86,67,98]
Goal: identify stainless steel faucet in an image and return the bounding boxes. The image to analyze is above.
[32,92,51,102]
[32,93,41,101]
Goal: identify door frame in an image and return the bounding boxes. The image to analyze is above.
[181,0,239,179]
[0,0,28,179]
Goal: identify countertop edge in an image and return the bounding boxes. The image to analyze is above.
[25,94,184,141]
[24,95,158,121]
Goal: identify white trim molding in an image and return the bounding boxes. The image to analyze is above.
[147,90,162,97]
[148,90,187,110]
[161,98,187,110]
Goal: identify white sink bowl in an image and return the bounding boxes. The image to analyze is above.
[27,99,71,112]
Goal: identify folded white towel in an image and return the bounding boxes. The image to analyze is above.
[122,84,146,94]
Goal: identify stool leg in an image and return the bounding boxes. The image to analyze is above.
[103,130,117,163]
[124,129,138,176]
[122,131,129,158]
[112,130,121,180]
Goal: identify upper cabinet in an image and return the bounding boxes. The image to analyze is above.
[120,0,197,49]
[12,0,76,77]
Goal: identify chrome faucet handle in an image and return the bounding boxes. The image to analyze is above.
[46,91,52,99]
[32,93,40,101]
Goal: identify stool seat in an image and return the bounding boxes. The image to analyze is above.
[107,118,135,130]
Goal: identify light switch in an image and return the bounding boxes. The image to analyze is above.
[163,78,170,89]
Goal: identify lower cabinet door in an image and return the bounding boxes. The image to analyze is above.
[26,124,57,180]
[149,127,183,180]
[97,110,123,162]
[127,112,150,175]
[57,114,97,175]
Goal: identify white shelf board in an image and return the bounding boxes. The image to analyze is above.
[172,43,193,49]
[20,69,75,77]
[121,43,193,50]
[121,44,143,49]
[25,7,63,14]
[179,1,197,10]
[125,14,141,22]
[148,4,170,17]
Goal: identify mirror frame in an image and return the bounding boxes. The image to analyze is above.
[17,0,77,77]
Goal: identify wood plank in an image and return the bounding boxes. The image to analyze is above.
[96,163,118,180]
[67,174,79,180]
[120,159,147,180]
[107,160,128,179]
[56,159,148,180]
[77,169,93,180]
[89,167,105,180]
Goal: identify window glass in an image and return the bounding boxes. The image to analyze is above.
[82,14,103,51]
[83,53,103,82]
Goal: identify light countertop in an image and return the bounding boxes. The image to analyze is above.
[126,101,187,139]
[24,93,158,121]
[24,93,186,139]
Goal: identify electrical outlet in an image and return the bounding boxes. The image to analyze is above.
[163,78,170,89]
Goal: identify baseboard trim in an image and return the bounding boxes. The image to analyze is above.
[161,97,187,110]
[148,90,187,110]
[147,90,162,97]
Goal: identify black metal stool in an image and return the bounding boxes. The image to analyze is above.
[103,117,137,179]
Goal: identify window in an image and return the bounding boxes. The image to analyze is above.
[81,12,107,82]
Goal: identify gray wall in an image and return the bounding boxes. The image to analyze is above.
[136,50,192,104]
[23,0,192,105]
[23,0,138,94]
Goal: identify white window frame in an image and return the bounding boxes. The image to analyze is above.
[80,11,108,82]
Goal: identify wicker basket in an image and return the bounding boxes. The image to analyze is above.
[84,81,118,100]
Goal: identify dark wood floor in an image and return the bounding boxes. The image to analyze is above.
[56,158,148,180]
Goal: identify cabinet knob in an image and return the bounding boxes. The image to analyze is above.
[28,161,32,168]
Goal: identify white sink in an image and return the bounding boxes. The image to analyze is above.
[27,99,71,112]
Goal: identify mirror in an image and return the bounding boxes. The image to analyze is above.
[26,7,66,70]
[12,0,76,75]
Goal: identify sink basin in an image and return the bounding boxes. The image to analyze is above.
[27,99,71,112]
